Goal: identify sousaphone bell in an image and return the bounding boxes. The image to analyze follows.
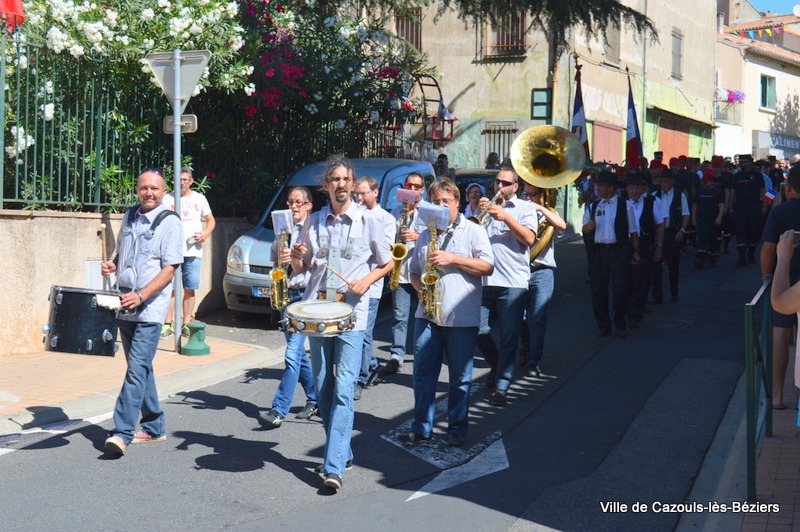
[509,125,586,259]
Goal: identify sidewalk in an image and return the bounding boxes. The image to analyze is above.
[0,335,279,436]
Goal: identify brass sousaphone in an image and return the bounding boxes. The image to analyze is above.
[509,125,586,259]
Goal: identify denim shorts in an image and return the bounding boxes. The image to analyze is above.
[182,257,201,290]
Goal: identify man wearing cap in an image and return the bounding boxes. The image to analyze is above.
[731,154,766,266]
[693,169,725,269]
[625,172,664,329]
[464,183,485,219]
[582,171,640,338]
[651,169,690,303]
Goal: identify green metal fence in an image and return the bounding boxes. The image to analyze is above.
[744,275,773,502]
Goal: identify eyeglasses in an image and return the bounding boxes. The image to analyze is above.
[405,183,424,190]
[140,167,163,176]
[521,191,543,198]
[286,200,309,206]
[431,197,455,206]
[495,179,514,187]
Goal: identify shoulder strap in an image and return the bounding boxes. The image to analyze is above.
[590,200,599,221]
[126,205,141,227]
[150,209,180,232]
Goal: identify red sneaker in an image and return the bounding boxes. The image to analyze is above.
[131,431,167,444]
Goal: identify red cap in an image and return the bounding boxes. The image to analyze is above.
[669,157,679,166]
[650,159,663,169]
[701,168,715,183]
[678,155,688,161]
[640,157,648,167]
[711,155,724,168]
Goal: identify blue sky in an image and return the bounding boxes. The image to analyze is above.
[748,1,799,14]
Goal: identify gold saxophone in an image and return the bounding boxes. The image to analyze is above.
[389,202,411,291]
[420,221,442,321]
[269,231,290,311]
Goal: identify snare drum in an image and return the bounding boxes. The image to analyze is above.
[283,300,355,336]
[43,286,120,356]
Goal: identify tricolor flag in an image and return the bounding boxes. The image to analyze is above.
[764,188,777,203]
[625,76,643,170]
[571,64,591,163]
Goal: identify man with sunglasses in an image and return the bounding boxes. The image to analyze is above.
[161,166,216,338]
[353,176,396,399]
[477,168,537,406]
[519,183,566,377]
[383,172,429,375]
[100,168,183,456]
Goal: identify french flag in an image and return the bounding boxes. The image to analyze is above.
[571,63,591,163]
[625,76,643,169]
[764,188,777,203]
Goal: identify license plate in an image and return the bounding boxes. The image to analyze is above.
[253,287,271,298]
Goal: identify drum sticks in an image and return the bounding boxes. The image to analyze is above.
[324,264,349,284]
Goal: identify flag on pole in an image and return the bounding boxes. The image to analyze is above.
[571,63,591,163]
[0,0,25,32]
[625,76,643,170]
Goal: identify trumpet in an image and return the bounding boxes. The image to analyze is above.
[269,231,291,311]
[420,221,442,321]
[468,190,503,225]
[389,202,411,290]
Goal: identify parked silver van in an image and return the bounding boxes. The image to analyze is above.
[223,158,435,316]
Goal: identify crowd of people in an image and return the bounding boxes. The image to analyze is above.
[98,151,800,493]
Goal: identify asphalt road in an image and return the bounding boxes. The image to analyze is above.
[0,238,759,531]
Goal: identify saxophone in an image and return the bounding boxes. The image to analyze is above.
[420,220,442,321]
[388,202,411,291]
[269,231,290,311]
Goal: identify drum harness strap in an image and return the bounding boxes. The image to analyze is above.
[116,206,180,293]
[317,204,366,301]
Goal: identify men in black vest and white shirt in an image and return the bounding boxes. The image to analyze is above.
[651,169,690,303]
[582,171,640,338]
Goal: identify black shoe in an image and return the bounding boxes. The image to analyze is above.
[647,298,663,305]
[489,389,507,406]
[324,473,342,490]
[353,383,363,401]
[616,329,627,339]
[629,320,640,329]
[695,262,703,270]
[670,295,679,302]
[596,329,611,337]
[398,431,431,446]
[314,460,353,477]
[447,433,466,447]
[381,358,401,375]
[296,403,319,420]
[735,257,746,267]
[525,364,541,377]
[259,409,284,428]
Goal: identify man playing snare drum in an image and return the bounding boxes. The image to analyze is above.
[100,168,183,456]
[290,155,393,490]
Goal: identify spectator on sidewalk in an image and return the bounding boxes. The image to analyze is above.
[161,166,216,338]
[100,168,183,456]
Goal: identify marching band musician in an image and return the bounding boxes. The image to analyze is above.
[258,187,319,428]
[401,178,494,447]
[353,176,396,400]
[519,183,567,377]
[476,168,537,407]
[290,156,392,491]
[383,172,429,375]
[582,170,641,338]
[101,168,183,456]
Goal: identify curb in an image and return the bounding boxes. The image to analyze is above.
[0,344,280,437]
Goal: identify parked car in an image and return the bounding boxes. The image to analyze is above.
[223,158,435,316]
[452,168,500,212]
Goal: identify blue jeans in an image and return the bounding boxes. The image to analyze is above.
[309,330,364,477]
[358,297,380,386]
[272,289,317,416]
[390,283,418,363]
[411,320,477,438]
[524,268,554,367]
[477,286,528,391]
[112,320,164,444]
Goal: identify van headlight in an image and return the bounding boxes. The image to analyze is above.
[227,245,243,272]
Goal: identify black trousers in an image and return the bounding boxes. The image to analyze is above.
[734,202,761,249]
[590,243,630,332]
[652,228,681,301]
[628,244,654,322]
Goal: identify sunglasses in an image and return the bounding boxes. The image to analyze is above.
[404,183,424,190]
[140,167,163,176]
[286,200,309,206]
[521,191,543,198]
[495,179,514,187]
